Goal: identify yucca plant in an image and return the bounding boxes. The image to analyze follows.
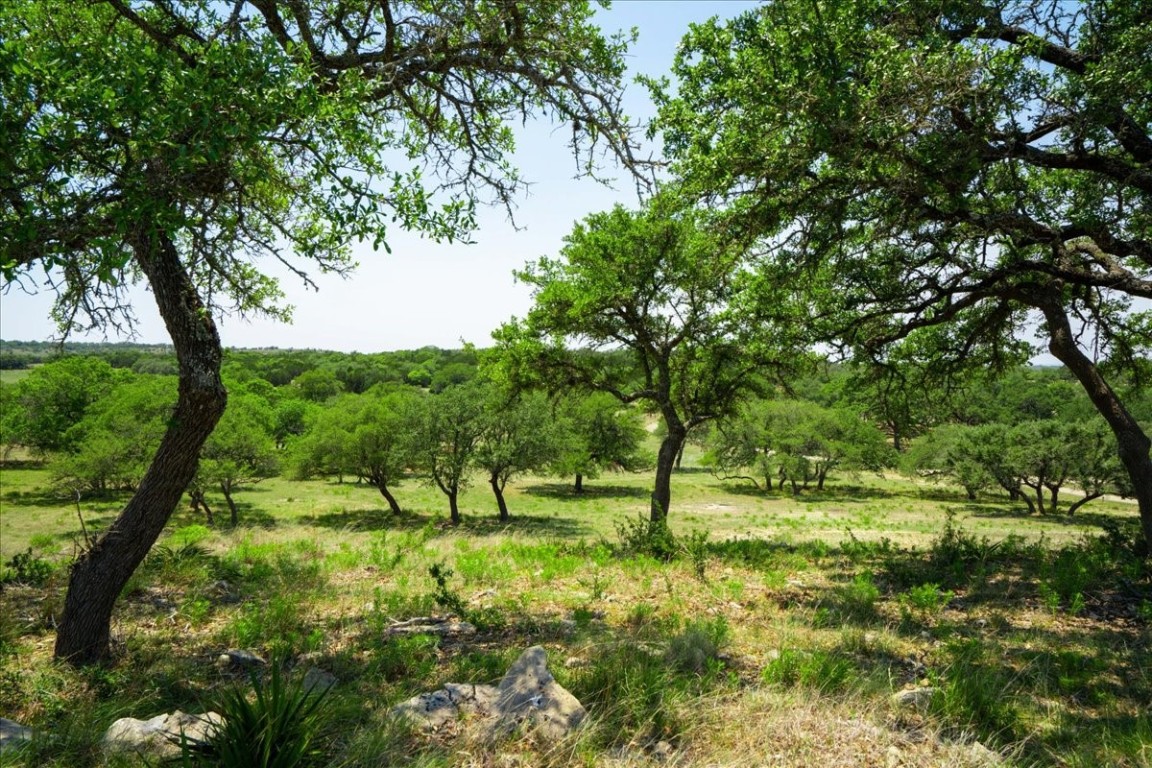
[176,663,330,768]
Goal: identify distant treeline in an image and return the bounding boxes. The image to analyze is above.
[0,340,484,391]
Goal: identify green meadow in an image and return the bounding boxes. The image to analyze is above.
[2,455,1148,767]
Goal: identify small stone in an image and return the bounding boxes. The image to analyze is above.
[302,667,337,693]
[966,741,1004,766]
[886,745,904,767]
[216,648,266,669]
[0,718,33,754]
[564,656,589,668]
[652,740,674,760]
[766,648,781,661]
[891,686,938,712]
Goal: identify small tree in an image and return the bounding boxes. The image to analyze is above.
[553,391,649,493]
[474,389,558,521]
[411,385,487,525]
[193,393,279,526]
[51,375,176,495]
[291,388,422,516]
[706,399,892,494]
[496,201,797,524]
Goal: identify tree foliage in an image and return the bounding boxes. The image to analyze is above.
[495,201,799,522]
[1,0,642,663]
[655,0,1152,545]
[705,398,894,494]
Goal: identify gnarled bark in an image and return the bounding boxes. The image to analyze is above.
[54,227,226,665]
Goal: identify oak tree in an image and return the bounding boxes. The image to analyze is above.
[1,0,640,663]
[655,0,1152,546]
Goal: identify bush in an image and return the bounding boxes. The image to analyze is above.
[1,548,54,586]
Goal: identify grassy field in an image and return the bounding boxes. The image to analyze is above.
[1,459,1149,767]
[0,368,33,385]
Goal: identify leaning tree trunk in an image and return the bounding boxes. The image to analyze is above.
[376,483,403,516]
[54,228,226,665]
[1038,299,1152,550]
[490,472,510,522]
[651,417,686,524]
[221,482,239,526]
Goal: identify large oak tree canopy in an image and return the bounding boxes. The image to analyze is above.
[0,0,642,664]
[653,0,1152,545]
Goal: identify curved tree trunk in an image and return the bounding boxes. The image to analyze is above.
[189,488,214,526]
[651,420,686,523]
[55,228,226,665]
[491,472,510,522]
[221,481,239,526]
[377,483,403,516]
[1038,299,1152,550]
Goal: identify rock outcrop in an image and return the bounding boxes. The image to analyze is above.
[103,710,224,759]
[392,645,586,740]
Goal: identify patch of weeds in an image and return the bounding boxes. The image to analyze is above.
[761,648,855,692]
[681,529,710,581]
[898,582,954,624]
[1022,648,1108,706]
[177,663,331,767]
[931,638,1020,745]
[615,515,679,562]
[665,617,728,676]
[370,634,440,684]
[454,549,512,584]
[814,572,882,627]
[1,547,54,586]
[181,597,214,625]
[566,643,683,748]
[225,595,319,657]
[427,562,468,617]
[840,529,894,562]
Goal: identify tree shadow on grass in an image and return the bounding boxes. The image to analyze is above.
[304,507,592,539]
[522,482,649,501]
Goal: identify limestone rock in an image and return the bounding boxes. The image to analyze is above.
[385,616,477,638]
[493,645,587,739]
[0,718,33,754]
[891,686,938,712]
[302,666,338,693]
[392,646,586,740]
[393,683,500,731]
[103,710,224,758]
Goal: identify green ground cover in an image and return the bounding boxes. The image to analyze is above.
[1,460,1148,767]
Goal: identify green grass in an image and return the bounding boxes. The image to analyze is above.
[0,368,32,384]
[0,461,1148,767]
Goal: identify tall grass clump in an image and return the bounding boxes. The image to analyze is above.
[177,664,331,768]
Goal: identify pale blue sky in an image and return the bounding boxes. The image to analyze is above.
[0,1,759,352]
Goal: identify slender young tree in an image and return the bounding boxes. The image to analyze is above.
[474,389,558,521]
[1,0,642,664]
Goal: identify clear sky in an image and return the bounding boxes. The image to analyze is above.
[0,1,759,353]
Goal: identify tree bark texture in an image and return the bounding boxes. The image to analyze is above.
[54,228,226,665]
[651,421,686,523]
[1037,299,1152,550]
[448,489,461,525]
